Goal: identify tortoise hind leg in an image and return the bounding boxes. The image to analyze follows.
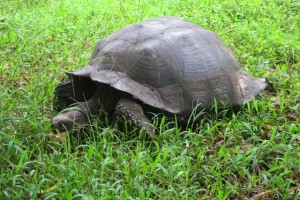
[114,98,155,140]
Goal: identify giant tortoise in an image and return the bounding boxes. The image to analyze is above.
[51,16,266,138]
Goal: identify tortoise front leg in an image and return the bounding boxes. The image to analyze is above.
[51,98,100,133]
[51,88,102,133]
[52,84,119,133]
[114,98,155,140]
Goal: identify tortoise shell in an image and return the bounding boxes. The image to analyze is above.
[64,16,265,116]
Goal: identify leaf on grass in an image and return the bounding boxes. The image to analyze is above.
[286,113,298,121]
[48,132,67,143]
[251,190,271,200]
[262,124,273,131]
[237,195,250,200]
[214,140,224,148]
[50,33,56,41]
[240,140,252,152]
[272,102,280,108]
[23,74,30,83]
[38,185,57,196]
[86,41,92,48]
[5,62,10,69]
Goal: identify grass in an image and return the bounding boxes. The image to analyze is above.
[1,0,300,199]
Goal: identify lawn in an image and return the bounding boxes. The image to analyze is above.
[1,0,300,199]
